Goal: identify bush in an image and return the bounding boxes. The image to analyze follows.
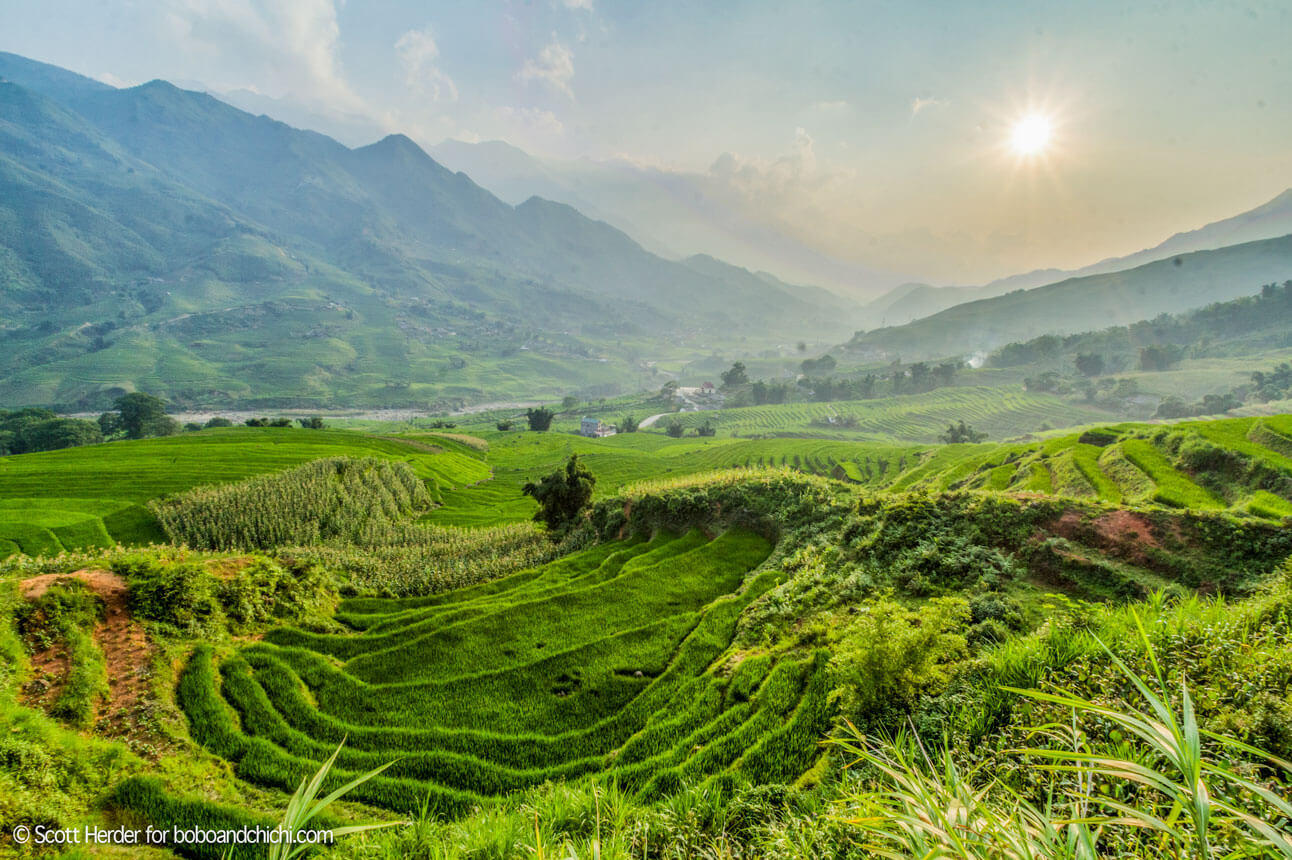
[828,595,969,727]
[526,407,555,431]
[522,455,596,533]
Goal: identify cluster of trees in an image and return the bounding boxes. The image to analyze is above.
[992,281,1292,376]
[664,419,715,437]
[0,392,212,455]
[1154,392,1242,419]
[1155,360,1292,419]
[749,361,961,405]
[939,420,988,444]
[1250,362,1292,402]
[1137,343,1183,372]
[0,409,102,455]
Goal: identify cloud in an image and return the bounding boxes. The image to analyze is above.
[94,71,131,88]
[911,96,948,116]
[395,27,458,102]
[517,38,575,98]
[810,99,850,114]
[159,0,363,111]
[561,0,595,8]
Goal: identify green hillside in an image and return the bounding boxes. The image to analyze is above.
[0,52,858,411]
[0,427,489,556]
[846,235,1292,362]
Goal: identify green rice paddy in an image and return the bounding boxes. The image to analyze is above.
[174,529,833,814]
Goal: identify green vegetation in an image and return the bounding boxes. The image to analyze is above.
[0,427,490,558]
[4,413,1292,857]
[522,454,596,532]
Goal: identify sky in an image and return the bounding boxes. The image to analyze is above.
[3,0,1291,283]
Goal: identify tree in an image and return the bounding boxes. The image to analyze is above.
[1139,344,1183,372]
[619,415,639,433]
[526,407,555,431]
[665,419,685,438]
[659,380,679,401]
[797,341,807,352]
[695,420,716,437]
[720,361,749,388]
[939,420,987,444]
[800,354,837,377]
[204,417,234,429]
[496,419,515,431]
[1075,353,1105,377]
[522,454,596,532]
[297,416,325,429]
[15,418,102,452]
[98,411,123,437]
[115,393,176,439]
[561,395,579,412]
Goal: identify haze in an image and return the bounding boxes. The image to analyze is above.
[3,0,1290,284]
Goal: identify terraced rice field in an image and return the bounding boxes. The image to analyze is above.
[175,530,832,813]
[0,428,490,557]
[654,386,1111,442]
[426,415,1292,530]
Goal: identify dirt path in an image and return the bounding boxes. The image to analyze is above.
[21,570,154,717]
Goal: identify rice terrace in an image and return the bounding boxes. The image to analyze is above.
[5,6,1292,859]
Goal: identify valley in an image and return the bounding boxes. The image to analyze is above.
[3,13,1292,857]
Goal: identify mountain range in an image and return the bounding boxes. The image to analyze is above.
[0,52,857,410]
[2,50,1291,411]
[864,188,1292,327]
[846,233,1292,362]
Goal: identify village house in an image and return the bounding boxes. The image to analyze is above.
[579,416,616,438]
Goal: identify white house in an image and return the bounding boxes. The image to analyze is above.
[579,416,615,438]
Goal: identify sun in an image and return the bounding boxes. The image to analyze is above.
[1010,113,1053,156]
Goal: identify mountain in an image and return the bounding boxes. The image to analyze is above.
[863,189,1292,327]
[845,234,1292,362]
[428,139,907,300]
[0,53,858,410]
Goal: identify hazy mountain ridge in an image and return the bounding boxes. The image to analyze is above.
[865,189,1292,327]
[846,234,1292,362]
[428,138,905,300]
[0,52,857,409]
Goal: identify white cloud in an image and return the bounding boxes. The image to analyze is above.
[517,38,575,98]
[395,27,458,102]
[94,71,131,88]
[159,0,363,111]
[911,96,948,116]
[562,0,595,8]
[810,99,850,113]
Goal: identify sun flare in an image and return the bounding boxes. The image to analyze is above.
[1010,113,1052,156]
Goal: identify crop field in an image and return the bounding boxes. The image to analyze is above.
[426,415,1292,530]
[0,428,491,557]
[7,411,1292,561]
[650,386,1112,443]
[168,529,833,815]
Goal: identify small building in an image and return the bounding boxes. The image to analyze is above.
[580,416,616,438]
[700,382,715,395]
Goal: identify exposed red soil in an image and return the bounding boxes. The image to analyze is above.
[19,569,155,719]
[1094,509,1160,549]
[1043,508,1161,569]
